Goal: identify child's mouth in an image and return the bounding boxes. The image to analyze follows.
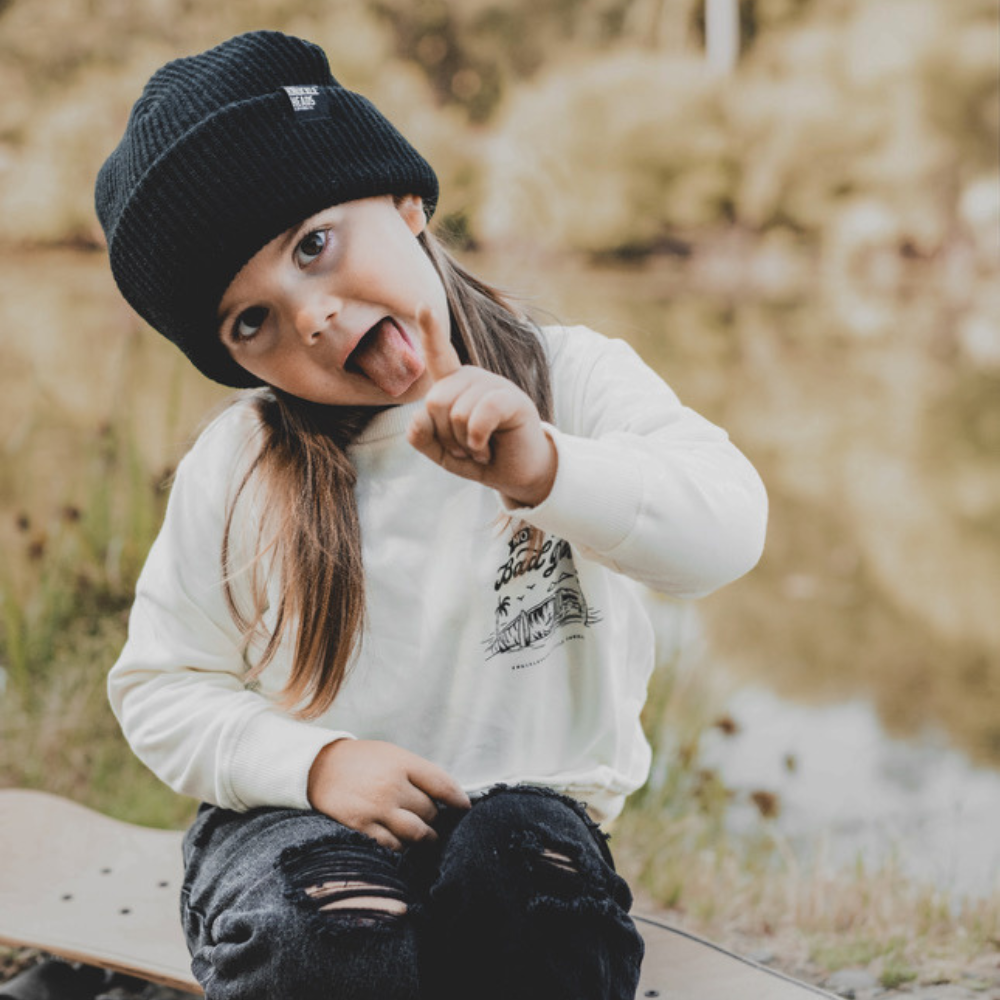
[344,317,423,397]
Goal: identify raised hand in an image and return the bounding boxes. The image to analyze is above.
[406,305,557,508]
[307,738,471,851]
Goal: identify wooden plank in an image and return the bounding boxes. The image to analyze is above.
[0,789,833,998]
[0,789,196,992]
[635,917,836,999]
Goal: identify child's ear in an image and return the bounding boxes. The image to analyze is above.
[396,194,427,236]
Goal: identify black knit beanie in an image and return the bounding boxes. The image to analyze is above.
[95,31,439,387]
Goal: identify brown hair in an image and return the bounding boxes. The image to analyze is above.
[222,230,553,718]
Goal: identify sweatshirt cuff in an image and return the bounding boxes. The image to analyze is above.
[227,709,354,812]
[503,425,644,555]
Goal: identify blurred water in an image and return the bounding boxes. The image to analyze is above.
[702,687,1000,900]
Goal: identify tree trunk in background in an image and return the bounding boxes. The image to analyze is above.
[705,0,740,74]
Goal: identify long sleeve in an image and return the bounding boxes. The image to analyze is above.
[107,403,349,812]
[508,326,767,598]
[109,326,766,823]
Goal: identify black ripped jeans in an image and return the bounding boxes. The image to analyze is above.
[181,784,644,1000]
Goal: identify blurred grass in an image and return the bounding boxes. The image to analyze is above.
[0,344,197,828]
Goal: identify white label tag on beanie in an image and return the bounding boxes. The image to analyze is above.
[282,85,330,121]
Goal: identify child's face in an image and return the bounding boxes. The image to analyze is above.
[217,195,448,406]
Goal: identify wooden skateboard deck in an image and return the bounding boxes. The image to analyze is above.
[0,789,834,998]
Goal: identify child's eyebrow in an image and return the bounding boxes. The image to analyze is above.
[269,208,336,265]
[276,218,310,255]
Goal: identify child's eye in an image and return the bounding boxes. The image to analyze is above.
[295,229,328,265]
[233,306,268,342]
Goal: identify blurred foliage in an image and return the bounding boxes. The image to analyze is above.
[0,0,995,256]
[0,393,192,826]
[0,1,474,242]
[481,0,998,253]
[369,0,652,122]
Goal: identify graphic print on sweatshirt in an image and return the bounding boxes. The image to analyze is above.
[485,527,601,669]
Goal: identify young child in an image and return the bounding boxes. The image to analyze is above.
[97,30,767,1000]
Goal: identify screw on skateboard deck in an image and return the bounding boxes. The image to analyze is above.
[0,789,834,998]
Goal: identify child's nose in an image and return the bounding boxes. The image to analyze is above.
[291,289,343,344]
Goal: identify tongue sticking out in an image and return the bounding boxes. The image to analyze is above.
[348,319,423,397]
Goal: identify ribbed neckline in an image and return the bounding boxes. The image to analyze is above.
[354,400,423,444]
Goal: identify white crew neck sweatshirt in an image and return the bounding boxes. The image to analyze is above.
[109,325,767,824]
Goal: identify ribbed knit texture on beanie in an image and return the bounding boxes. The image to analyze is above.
[95,31,439,387]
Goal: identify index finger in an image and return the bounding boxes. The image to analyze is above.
[417,303,462,381]
[407,757,471,811]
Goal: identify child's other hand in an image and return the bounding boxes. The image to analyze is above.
[406,306,558,508]
[307,738,471,851]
